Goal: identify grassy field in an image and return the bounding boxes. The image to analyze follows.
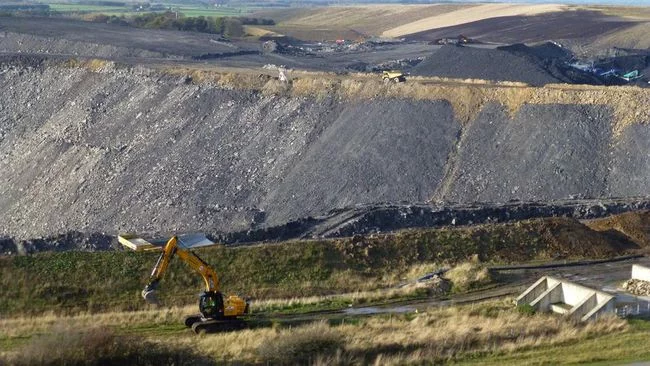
[2,298,646,365]
[1,210,650,363]
[465,317,650,365]
[45,2,262,18]
[380,3,566,38]
[0,213,644,317]
[252,4,471,40]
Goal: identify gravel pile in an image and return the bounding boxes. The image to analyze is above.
[622,279,650,296]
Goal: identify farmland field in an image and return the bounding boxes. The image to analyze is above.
[45,2,264,18]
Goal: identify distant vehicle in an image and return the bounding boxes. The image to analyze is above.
[431,35,474,46]
[620,70,642,81]
[382,70,406,83]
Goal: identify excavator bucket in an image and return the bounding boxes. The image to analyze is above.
[142,289,160,305]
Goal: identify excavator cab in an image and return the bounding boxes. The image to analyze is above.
[199,291,225,319]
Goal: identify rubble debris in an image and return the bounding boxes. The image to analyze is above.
[622,279,650,296]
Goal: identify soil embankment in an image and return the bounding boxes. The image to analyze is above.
[2,58,650,246]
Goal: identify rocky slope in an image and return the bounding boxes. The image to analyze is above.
[1,59,650,243]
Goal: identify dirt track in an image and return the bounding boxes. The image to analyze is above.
[249,255,650,326]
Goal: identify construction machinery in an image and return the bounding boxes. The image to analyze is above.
[119,234,249,334]
[382,70,406,83]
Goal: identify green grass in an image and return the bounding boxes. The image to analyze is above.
[49,4,127,12]
[174,7,257,18]
[458,317,650,365]
[0,216,633,317]
[45,2,260,18]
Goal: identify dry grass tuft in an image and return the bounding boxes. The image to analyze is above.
[262,79,291,96]
[63,58,115,73]
[191,299,627,364]
[445,255,492,293]
[342,301,627,364]
[1,299,629,365]
[256,322,343,364]
[4,325,211,366]
[0,305,196,338]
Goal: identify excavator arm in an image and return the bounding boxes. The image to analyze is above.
[142,236,220,304]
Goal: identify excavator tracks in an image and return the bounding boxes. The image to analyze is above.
[190,318,247,334]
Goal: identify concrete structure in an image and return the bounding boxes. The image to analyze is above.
[516,276,615,321]
[615,264,650,317]
[631,264,650,282]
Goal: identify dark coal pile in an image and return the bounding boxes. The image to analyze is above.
[498,42,572,61]
[411,43,646,86]
[610,124,650,197]
[262,99,459,225]
[411,45,562,86]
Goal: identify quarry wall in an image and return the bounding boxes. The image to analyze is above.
[2,60,650,240]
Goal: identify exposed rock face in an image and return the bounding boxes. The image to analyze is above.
[0,63,460,238]
[2,60,650,245]
[443,103,613,202]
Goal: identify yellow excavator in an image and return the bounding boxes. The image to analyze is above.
[119,234,249,334]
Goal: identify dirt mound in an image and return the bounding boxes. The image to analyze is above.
[411,45,561,86]
[533,217,639,259]
[585,210,650,248]
[0,17,256,60]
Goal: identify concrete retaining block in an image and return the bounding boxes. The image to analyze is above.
[631,264,650,282]
[517,276,615,321]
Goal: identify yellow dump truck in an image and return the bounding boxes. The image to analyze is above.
[382,70,406,83]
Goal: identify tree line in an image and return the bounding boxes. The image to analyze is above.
[88,12,275,37]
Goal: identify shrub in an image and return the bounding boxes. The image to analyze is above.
[517,304,536,316]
